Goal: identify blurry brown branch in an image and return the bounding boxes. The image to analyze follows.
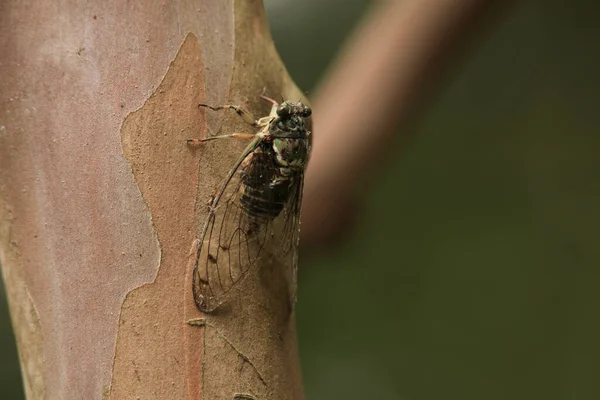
[301,0,517,248]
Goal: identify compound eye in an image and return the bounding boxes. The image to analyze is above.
[302,106,312,117]
[277,105,290,118]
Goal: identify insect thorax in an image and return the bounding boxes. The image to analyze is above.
[270,115,310,169]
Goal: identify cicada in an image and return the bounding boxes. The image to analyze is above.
[188,95,311,313]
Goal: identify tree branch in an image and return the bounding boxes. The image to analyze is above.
[302,0,517,248]
[0,1,304,399]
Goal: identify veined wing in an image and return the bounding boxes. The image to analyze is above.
[193,136,274,312]
[275,172,304,306]
[277,129,310,305]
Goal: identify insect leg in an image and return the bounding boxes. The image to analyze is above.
[256,116,272,126]
[199,104,259,127]
[258,95,280,118]
[187,133,255,146]
[259,95,279,107]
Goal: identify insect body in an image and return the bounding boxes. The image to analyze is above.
[189,96,311,313]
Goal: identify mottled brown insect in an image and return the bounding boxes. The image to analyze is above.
[188,96,311,313]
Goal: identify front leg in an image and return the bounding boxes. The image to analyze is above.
[199,103,259,127]
[186,132,256,146]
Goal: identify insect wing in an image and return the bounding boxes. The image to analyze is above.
[279,131,310,303]
[272,172,304,305]
[192,137,273,312]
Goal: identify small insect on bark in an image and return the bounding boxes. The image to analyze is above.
[187,95,312,313]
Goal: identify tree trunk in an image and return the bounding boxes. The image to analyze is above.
[0,1,305,399]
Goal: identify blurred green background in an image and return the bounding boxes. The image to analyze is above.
[2,0,600,398]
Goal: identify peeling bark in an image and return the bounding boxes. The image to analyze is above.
[0,1,305,399]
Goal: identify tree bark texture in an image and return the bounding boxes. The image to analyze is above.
[0,1,305,399]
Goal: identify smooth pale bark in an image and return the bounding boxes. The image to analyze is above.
[0,1,305,399]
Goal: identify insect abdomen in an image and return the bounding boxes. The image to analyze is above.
[240,151,293,219]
